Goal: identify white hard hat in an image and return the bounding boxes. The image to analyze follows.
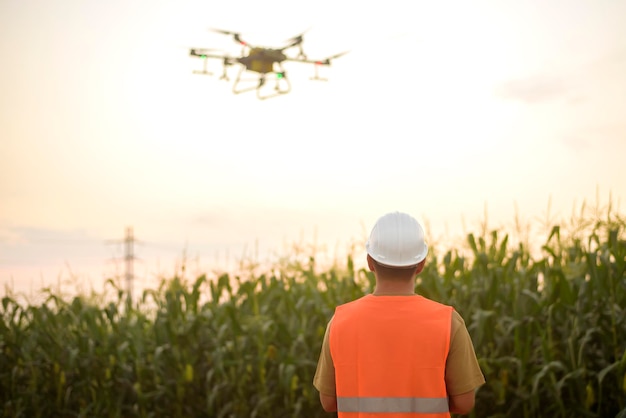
[366,212,428,267]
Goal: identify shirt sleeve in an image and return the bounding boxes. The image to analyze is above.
[313,316,336,396]
[445,310,486,395]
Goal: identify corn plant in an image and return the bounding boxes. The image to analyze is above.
[1,206,625,417]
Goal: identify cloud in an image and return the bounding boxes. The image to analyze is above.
[559,123,626,156]
[495,75,569,104]
[0,228,26,246]
[0,226,106,264]
[496,49,626,106]
[0,226,95,245]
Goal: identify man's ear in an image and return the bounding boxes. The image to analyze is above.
[367,254,376,272]
[415,259,426,275]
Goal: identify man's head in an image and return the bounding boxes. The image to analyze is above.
[366,212,428,279]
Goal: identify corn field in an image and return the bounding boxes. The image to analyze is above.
[1,207,625,417]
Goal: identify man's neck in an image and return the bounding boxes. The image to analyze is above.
[373,279,415,296]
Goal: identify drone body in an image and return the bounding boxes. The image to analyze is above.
[189,29,347,99]
[239,48,286,73]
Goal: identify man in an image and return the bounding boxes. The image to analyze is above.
[313,211,485,417]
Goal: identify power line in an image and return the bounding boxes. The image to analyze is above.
[106,227,138,302]
[124,227,135,301]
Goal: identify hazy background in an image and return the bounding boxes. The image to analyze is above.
[2,0,625,298]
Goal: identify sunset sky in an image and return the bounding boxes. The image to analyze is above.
[1,0,625,297]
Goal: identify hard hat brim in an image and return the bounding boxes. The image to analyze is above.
[366,242,428,268]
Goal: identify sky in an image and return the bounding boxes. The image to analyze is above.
[1,0,625,299]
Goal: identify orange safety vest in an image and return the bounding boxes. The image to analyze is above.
[330,294,453,418]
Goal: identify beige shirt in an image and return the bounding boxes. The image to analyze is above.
[313,300,485,396]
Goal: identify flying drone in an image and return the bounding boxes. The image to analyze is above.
[189,29,347,99]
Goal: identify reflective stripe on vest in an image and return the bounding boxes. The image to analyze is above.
[337,396,449,413]
[330,294,453,418]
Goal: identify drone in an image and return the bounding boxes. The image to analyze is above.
[189,29,348,99]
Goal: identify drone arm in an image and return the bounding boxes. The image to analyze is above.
[190,49,234,60]
[190,49,235,79]
[283,53,343,66]
[296,50,349,65]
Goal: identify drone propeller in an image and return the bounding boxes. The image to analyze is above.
[285,29,308,44]
[209,28,248,46]
[284,28,312,48]
[327,50,349,60]
[281,29,310,59]
[209,28,240,36]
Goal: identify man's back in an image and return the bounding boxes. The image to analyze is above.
[330,295,453,416]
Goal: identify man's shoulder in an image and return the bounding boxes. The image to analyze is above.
[336,295,370,310]
[450,309,469,337]
[417,295,455,314]
[421,295,451,307]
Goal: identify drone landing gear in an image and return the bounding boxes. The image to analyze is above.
[232,65,291,100]
[310,64,328,81]
[193,57,231,80]
[219,58,230,81]
[192,58,213,76]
